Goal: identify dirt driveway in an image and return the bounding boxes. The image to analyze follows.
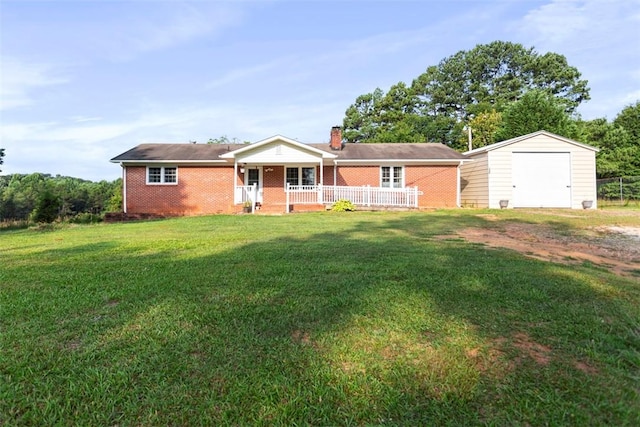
[440,212,640,278]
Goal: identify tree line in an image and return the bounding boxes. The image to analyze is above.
[342,41,640,178]
[1,41,637,222]
[0,173,122,223]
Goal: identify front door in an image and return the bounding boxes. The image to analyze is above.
[244,166,263,203]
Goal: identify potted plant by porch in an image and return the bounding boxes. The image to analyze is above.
[242,200,252,213]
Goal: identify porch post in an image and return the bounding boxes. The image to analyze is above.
[319,159,324,204]
[251,183,257,214]
[286,182,290,214]
[333,161,338,203]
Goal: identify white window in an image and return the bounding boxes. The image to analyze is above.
[147,166,177,184]
[302,167,315,185]
[381,166,403,188]
[286,167,299,186]
[285,166,315,186]
[247,169,259,187]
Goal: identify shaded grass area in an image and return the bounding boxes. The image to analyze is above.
[1,211,639,425]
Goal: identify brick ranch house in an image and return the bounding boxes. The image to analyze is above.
[110,127,467,215]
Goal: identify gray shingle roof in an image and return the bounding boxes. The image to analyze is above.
[111,144,243,162]
[310,143,466,160]
[111,141,465,162]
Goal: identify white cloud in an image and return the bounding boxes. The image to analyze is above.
[0,57,69,110]
[516,0,638,52]
[0,97,345,181]
[513,0,640,119]
[205,59,283,89]
[1,2,245,65]
[517,1,590,45]
[117,3,242,58]
[70,116,103,123]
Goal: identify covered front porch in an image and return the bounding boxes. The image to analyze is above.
[221,134,423,214]
[220,135,339,213]
[236,181,421,213]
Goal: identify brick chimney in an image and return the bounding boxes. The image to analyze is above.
[330,126,343,150]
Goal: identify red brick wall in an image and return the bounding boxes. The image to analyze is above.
[334,165,379,186]
[406,165,459,208]
[125,166,236,215]
[124,163,459,215]
[262,166,286,205]
[322,164,459,208]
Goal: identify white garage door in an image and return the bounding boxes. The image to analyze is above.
[512,152,571,208]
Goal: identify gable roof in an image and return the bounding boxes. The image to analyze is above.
[463,130,599,156]
[219,135,337,159]
[111,138,467,165]
[110,143,242,163]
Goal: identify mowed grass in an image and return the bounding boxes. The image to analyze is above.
[1,210,639,426]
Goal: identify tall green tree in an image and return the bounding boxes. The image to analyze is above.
[31,188,61,223]
[0,148,4,172]
[463,110,503,150]
[0,173,122,221]
[342,41,590,147]
[412,41,589,120]
[613,101,640,143]
[580,101,640,178]
[495,90,576,141]
[343,88,385,143]
[573,100,640,179]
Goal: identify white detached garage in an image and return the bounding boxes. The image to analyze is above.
[460,131,599,209]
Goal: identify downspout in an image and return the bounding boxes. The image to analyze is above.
[456,162,461,208]
[121,163,127,213]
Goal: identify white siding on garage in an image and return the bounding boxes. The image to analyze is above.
[461,131,599,209]
[487,149,513,209]
[571,147,598,208]
[460,154,489,207]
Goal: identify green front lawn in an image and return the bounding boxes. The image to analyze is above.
[1,211,639,425]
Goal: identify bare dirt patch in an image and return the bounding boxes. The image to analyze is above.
[511,332,552,366]
[479,333,600,375]
[437,221,640,278]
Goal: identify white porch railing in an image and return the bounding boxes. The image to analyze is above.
[236,184,258,213]
[286,184,420,209]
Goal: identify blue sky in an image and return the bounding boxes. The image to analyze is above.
[1,0,639,181]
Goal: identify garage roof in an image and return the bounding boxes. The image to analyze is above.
[463,130,599,156]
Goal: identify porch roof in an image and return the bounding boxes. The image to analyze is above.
[219,135,337,160]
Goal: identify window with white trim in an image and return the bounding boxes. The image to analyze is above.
[285,166,315,186]
[247,169,259,187]
[381,166,403,188]
[147,166,178,184]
